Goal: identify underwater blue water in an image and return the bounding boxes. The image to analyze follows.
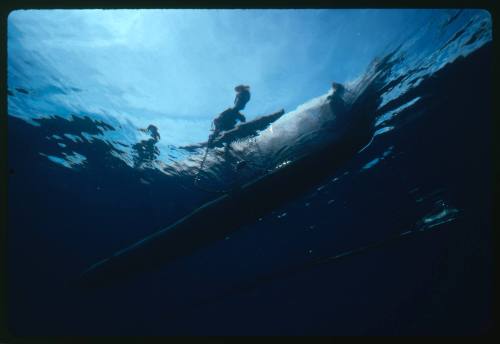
[7,9,492,335]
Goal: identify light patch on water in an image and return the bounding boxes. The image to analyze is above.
[162,145,191,162]
[63,133,83,143]
[416,200,460,231]
[373,126,395,137]
[275,160,291,169]
[57,143,66,148]
[382,146,394,157]
[40,151,87,169]
[361,145,394,171]
[362,158,380,170]
[357,135,375,154]
[80,132,94,142]
[63,151,87,166]
[40,153,71,168]
[376,96,422,126]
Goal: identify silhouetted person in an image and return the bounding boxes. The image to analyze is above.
[210,85,251,143]
[140,124,160,142]
[134,124,161,168]
[327,82,346,115]
[233,84,251,112]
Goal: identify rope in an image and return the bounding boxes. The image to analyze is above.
[193,119,277,194]
[193,139,212,184]
[193,128,227,194]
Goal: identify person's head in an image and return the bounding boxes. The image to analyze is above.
[332,82,344,92]
[147,124,159,135]
[146,124,160,141]
[235,84,250,93]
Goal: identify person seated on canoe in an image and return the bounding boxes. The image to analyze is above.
[134,124,161,168]
[327,82,347,114]
[327,82,346,100]
[140,124,160,142]
[210,85,251,142]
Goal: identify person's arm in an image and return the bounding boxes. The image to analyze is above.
[238,113,246,123]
